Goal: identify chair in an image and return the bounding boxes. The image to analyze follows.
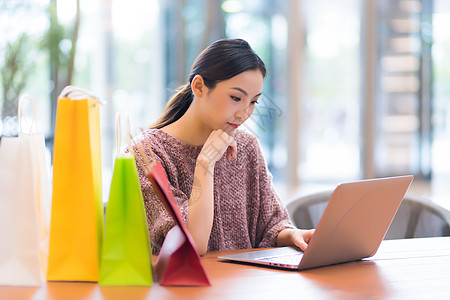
[286,191,450,239]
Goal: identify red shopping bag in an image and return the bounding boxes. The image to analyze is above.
[148,162,210,286]
[133,141,210,286]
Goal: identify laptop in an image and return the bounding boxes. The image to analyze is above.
[218,175,413,270]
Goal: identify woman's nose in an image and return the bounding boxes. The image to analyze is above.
[235,104,250,120]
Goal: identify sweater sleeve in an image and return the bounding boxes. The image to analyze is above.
[131,136,190,255]
[250,137,295,248]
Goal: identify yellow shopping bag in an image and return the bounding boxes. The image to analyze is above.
[47,86,104,282]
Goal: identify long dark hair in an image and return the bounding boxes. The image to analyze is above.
[151,38,267,129]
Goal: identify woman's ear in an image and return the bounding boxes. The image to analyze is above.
[191,75,207,98]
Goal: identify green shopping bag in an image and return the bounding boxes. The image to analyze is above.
[99,116,153,286]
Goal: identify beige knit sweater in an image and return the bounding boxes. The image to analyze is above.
[131,129,294,254]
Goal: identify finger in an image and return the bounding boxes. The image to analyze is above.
[304,229,315,243]
[218,129,229,142]
[294,229,315,251]
[296,239,308,251]
[225,145,236,160]
[226,148,232,161]
[230,139,237,159]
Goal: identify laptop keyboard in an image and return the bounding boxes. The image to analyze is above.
[255,253,303,265]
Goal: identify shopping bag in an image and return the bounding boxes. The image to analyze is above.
[0,95,50,286]
[47,86,104,282]
[133,142,210,286]
[99,115,153,286]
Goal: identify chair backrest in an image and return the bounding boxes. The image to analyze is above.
[286,191,450,239]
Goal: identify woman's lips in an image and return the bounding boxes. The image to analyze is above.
[227,123,240,129]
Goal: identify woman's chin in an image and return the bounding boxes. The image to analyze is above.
[223,125,237,135]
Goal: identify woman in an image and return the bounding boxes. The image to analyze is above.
[132,38,314,255]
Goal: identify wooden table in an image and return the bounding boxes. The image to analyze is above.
[1,237,450,299]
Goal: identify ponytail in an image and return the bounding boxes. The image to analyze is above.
[150,84,193,129]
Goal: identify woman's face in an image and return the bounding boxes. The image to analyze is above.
[199,69,264,134]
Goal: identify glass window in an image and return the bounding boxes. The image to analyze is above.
[3,0,449,208]
[0,0,50,136]
[299,0,361,182]
[374,0,427,178]
[432,0,450,174]
[223,0,287,180]
[431,0,450,207]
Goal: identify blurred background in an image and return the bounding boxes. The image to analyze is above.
[1,0,449,207]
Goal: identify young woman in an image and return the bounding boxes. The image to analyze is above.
[132,38,315,255]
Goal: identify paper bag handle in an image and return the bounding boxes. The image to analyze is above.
[115,114,135,158]
[131,131,157,179]
[59,86,105,104]
[115,113,121,157]
[18,94,37,135]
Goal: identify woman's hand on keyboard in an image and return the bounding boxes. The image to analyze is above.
[277,228,316,251]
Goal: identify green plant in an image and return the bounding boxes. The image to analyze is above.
[1,33,33,120]
[41,0,80,96]
[40,0,80,133]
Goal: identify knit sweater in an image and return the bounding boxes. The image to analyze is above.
[131,128,294,254]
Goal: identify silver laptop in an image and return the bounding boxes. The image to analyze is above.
[218,175,413,270]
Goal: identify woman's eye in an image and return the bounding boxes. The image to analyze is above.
[231,96,241,102]
[251,100,259,105]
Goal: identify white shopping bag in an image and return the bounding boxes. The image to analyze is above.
[0,95,50,286]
